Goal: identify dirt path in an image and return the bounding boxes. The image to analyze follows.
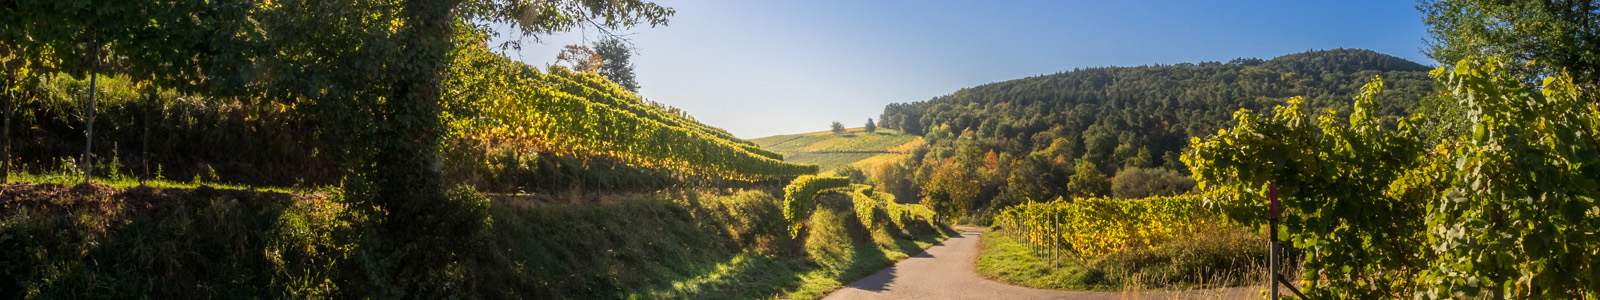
[822,226,1262,300]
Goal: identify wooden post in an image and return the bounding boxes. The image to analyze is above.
[1268,181,1280,300]
[141,105,149,184]
[82,57,96,184]
[1051,208,1059,268]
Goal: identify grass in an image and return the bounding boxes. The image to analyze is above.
[753,128,914,153]
[8,171,311,194]
[752,128,923,172]
[976,225,1277,292]
[0,183,951,299]
[976,227,1096,290]
[789,153,885,174]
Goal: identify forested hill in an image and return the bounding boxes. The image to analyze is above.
[868,49,1435,211]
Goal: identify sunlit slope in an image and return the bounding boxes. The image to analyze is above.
[753,128,923,172]
[445,47,818,181]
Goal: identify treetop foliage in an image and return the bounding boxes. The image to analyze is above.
[1421,0,1600,96]
[592,37,639,92]
[463,0,674,41]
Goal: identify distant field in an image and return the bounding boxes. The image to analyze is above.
[753,128,922,172]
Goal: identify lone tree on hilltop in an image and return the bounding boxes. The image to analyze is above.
[831,121,846,134]
[593,37,640,92]
[864,118,876,133]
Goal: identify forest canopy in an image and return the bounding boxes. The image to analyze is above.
[873,49,1434,219]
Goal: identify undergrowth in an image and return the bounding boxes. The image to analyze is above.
[0,184,949,299]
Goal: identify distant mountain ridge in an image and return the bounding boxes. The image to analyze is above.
[880,48,1433,142]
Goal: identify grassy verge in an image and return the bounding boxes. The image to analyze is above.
[976,226,1271,292]
[975,228,1095,290]
[0,183,949,299]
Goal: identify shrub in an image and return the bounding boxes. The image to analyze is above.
[1110,167,1195,199]
[834,165,868,183]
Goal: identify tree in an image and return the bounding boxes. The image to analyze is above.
[556,45,604,72]
[3,0,676,295]
[1065,159,1108,197]
[830,121,846,134]
[870,160,915,203]
[592,37,639,92]
[1005,154,1053,202]
[834,165,868,183]
[1,0,263,184]
[864,118,876,133]
[899,112,923,135]
[1128,146,1155,168]
[258,0,674,295]
[1421,0,1600,97]
[921,162,978,221]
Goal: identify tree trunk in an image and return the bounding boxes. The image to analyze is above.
[358,0,467,296]
[372,0,458,216]
[141,86,153,184]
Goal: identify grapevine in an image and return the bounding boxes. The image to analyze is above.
[444,45,816,182]
[782,175,851,238]
[994,195,1215,263]
[1185,62,1600,298]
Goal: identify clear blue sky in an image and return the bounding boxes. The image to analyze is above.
[494,0,1432,139]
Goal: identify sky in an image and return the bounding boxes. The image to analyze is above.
[493,0,1433,139]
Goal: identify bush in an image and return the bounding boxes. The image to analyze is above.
[834,165,868,183]
[1110,167,1194,199]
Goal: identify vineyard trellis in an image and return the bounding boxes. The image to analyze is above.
[994,195,1215,266]
[782,175,852,238]
[445,46,817,182]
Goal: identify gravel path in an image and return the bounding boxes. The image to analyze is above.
[822,226,1262,300]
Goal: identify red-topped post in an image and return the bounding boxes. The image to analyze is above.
[1268,181,1279,300]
